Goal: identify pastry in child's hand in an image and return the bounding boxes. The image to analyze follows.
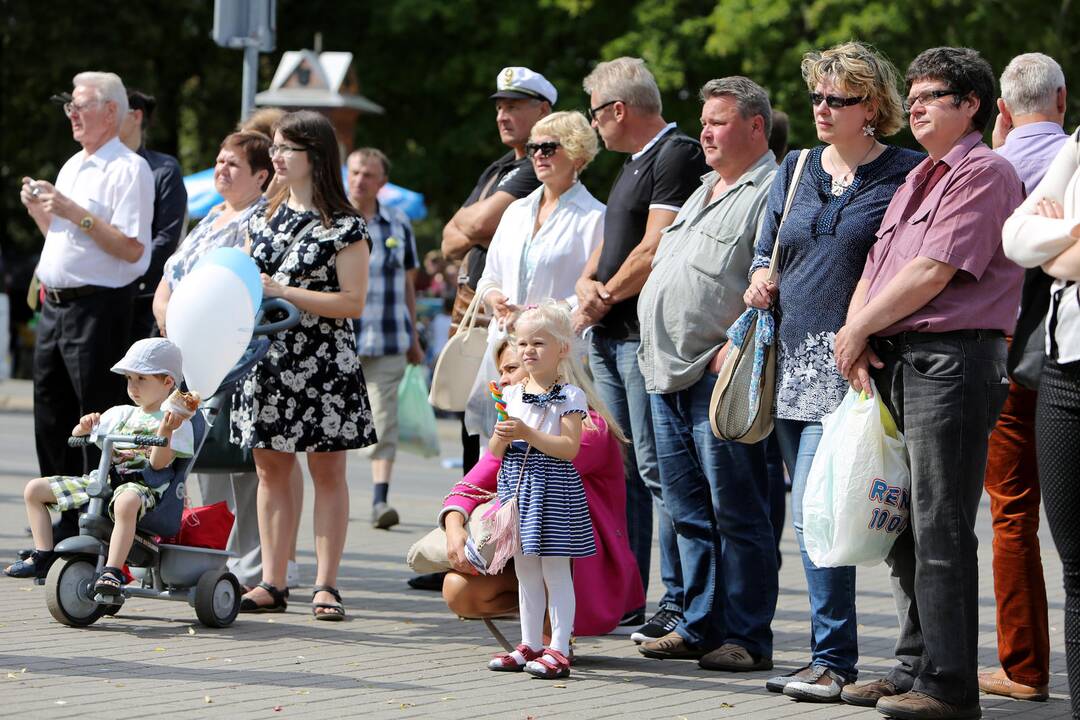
[162,389,200,418]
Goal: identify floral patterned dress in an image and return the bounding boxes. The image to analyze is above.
[230,204,378,452]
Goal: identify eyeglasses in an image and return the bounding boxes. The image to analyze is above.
[903,89,962,113]
[63,100,101,118]
[525,141,562,158]
[587,99,620,121]
[268,144,306,157]
[808,92,865,109]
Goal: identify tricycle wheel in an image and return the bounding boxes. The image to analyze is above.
[194,570,240,628]
[45,556,107,627]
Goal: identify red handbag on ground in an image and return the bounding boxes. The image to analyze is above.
[160,501,234,550]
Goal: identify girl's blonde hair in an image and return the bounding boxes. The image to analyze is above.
[514,302,628,444]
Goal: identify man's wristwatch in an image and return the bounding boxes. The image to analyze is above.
[79,214,94,232]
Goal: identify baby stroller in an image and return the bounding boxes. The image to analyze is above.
[41,299,299,628]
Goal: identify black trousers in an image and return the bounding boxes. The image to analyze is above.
[1036,358,1080,718]
[129,294,160,341]
[33,285,134,480]
[871,331,1008,707]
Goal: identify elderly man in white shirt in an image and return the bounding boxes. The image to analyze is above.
[19,71,153,518]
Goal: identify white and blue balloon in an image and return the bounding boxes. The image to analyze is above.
[165,247,262,397]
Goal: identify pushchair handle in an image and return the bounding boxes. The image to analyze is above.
[68,434,169,448]
[253,298,301,336]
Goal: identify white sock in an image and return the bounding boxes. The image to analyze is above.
[542,556,575,655]
[514,552,545,659]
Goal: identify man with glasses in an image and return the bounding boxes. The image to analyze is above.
[575,56,707,642]
[19,71,153,541]
[834,48,1024,718]
[120,90,187,341]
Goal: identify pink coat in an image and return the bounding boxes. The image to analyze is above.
[441,411,645,635]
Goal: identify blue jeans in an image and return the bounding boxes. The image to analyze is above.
[775,418,859,679]
[589,334,682,612]
[650,372,778,653]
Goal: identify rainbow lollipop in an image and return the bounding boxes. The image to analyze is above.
[488,381,508,421]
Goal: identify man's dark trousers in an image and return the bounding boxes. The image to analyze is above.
[871,330,1009,707]
[34,286,134,538]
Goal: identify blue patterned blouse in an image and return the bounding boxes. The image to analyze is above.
[750,145,924,421]
[163,197,267,289]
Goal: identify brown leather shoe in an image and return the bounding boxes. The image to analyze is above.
[876,690,981,719]
[978,668,1049,701]
[638,631,705,660]
[840,678,903,707]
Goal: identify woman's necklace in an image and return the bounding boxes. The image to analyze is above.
[827,142,878,197]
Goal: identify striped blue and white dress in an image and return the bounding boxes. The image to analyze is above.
[497,383,596,558]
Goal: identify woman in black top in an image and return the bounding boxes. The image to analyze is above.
[233,111,376,619]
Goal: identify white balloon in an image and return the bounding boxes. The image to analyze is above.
[166,264,256,397]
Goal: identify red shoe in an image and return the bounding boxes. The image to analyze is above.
[488,644,542,672]
[525,648,572,679]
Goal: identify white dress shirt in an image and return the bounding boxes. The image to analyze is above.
[1003,130,1080,362]
[479,181,605,308]
[35,136,154,289]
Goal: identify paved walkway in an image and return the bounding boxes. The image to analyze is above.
[0,392,1072,718]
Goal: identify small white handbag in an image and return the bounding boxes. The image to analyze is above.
[429,287,490,411]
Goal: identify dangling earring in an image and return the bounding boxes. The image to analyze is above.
[862,123,876,137]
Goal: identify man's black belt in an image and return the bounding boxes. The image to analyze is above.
[44,284,111,304]
[873,328,1005,351]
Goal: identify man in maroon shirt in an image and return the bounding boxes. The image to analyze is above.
[833,47,1024,719]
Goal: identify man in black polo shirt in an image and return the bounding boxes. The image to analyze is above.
[440,66,553,476]
[575,57,708,641]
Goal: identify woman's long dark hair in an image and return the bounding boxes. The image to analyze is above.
[265,110,358,227]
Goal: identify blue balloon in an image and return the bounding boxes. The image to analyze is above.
[195,247,263,313]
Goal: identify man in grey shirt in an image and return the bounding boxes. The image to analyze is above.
[636,77,779,670]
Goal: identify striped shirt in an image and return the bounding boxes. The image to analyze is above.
[355,201,418,357]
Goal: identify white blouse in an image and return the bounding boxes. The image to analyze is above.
[503,382,588,436]
[479,182,604,308]
[1003,130,1080,363]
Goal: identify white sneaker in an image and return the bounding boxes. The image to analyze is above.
[286,560,301,588]
[782,666,846,702]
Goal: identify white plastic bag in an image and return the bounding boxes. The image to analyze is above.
[803,381,911,567]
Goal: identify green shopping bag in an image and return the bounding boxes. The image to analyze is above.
[398,364,440,458]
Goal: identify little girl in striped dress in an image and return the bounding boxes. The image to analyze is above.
[486,304,600,680]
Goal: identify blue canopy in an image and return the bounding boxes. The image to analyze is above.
[183,166,427,221]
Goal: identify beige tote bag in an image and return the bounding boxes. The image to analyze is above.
[429,288,489,411]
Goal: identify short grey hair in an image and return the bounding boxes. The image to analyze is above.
[583,57,662,115]
[699,76,773,138]
[348,147,391,178]
[72,71,128,124]
[1000,53,1065,116]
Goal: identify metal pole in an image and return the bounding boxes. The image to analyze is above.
[240,43,258,121]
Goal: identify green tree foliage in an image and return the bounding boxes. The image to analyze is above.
[3,0,1077,266]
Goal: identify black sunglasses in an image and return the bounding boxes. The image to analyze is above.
[587,99,620,121]
[525,141,562,158]
[809,92,866,109]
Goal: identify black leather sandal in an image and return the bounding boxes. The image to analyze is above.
[93,566,126,600]
[239,581,288,613]
[311,585,345,621]
[3,550,53,579]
